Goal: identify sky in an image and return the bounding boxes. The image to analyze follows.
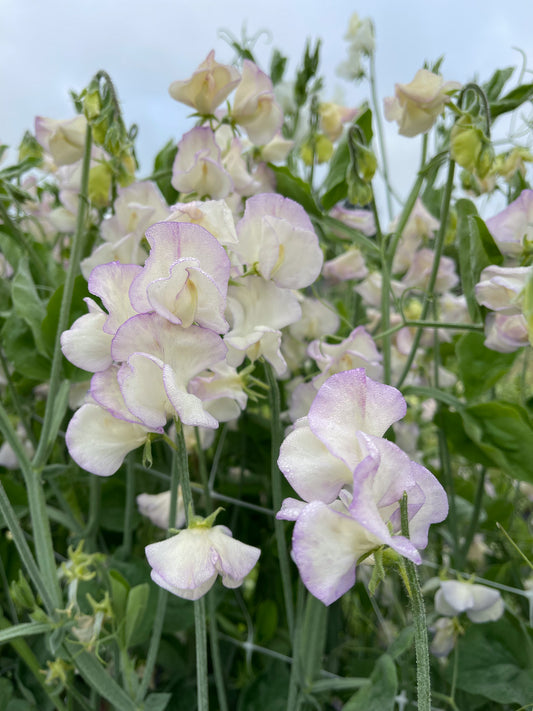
[2,0,533,209]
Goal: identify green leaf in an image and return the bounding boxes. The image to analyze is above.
[436,409,493,468]
[41,274,90,360]
[143,693,172,711]
[321,135,349,206]
[490,82,533,120]
[269,165,321,216]
[270,49,287,85]
[12,257,47,355]
[482,67,514,102]
[125,582,150,648]
[343,654,397,711]
[461,400,533,483]
[109,568,130,624]
[254,599,278,644]
[152,140,178,205]
[238,660,289,711]
[1,314,51,381]
[65,641,138,711]
[0,621,50,644]
[456,332,518,399]
[451,621,533,705]
[456,199,503,320]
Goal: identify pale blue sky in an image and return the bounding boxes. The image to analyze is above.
[2,0,533,205]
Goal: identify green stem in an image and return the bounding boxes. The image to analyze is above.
[373,319,483,340]
[0,402,61,607]
[135,431,183,703]
[458,467,486,568]
[395,159,456,388]
[0,201,48,286]
[81,476,101,545]
[195,596,209,711]
[121,457,135,557]
[400,494,431,711]
[369,49,394,221]
[265,363,294,638]
[208,590,228,711]
[32,123,93,470]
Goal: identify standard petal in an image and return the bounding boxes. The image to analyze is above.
[65,403,149,476]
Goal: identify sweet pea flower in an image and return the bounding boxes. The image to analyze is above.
[402,248,459,293]
[172,127,232,199]
[137,489,186,529]
[485,189,533,257]
[35,115,87,166]
[319,102,359,142]
[329,204,376,237]
[475,265,531,314]
[277,369,448,605]
[484,312,529,352]
[169,50,240,115]
[435,580,504,623]
[232,61,283,146]
[235,193,323,289]
[384,69,461,137]
[224,275,302,376]
[307,327,382,388]
[128,221,230,333]
[145,523,260,600]
[323,247,368,282]
[166,199,238,246]
[65,402,155,477]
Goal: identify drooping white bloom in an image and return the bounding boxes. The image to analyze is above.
[145,524,261,600]
[384,69,461,137]
[435,580,504,623]
[137,489,186,530]
[35,115,87,166]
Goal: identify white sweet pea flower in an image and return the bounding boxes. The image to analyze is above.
[172,127,232,199]
[128,221,230,333]
[224,275,301,376]
[137,490,186,530]
[232,61,283,146]
[169,50,240,115]
[435,580,504,623]
[384,69,461,137]
[145,523,260,600]
[235,194,323,289]
[166,199,239,246]
[35,115,87,166]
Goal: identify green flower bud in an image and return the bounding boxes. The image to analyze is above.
[88,163,112,208]
[10,570,36,612]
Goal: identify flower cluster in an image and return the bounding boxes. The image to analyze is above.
[277,369,448,605]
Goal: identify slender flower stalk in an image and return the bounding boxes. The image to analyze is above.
[400,494,431,711]
[33,123,93,469]
[265,363,295,638]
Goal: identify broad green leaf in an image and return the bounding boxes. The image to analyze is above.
[456,332,518,399]
[456,199,503,320]
[450,621,533,705]
[238,660,289,711]
[109,569,130,624]
[490,82,533,120]
[254,599,278,644]
[436,410,493,468]
[1,315,50,381]
[343,654,397,711]
[12,257,47,355]
[387,625,415,660]
[0,621,50,644]
[461,400,533,483]
[125,582,150,648]
[269,165,321,216]
[482,67,514,102]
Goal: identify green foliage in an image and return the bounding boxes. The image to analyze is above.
[456,332,518,398]
[343,654,397,711]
